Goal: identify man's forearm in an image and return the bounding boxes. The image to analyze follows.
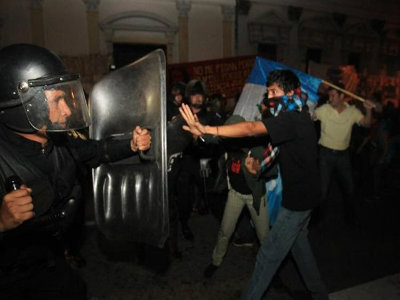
[362,109,372,127]
[204,121,267,138]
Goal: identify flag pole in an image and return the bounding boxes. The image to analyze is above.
[322,80,365,103]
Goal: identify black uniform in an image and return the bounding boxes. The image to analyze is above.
[176,108,224,230]
[0,124,135,300]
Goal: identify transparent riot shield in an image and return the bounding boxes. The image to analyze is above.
[89,50,168,248]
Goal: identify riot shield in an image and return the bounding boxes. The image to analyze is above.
[89,49,168,248]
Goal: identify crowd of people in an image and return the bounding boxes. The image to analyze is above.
[1,42,400,300]
[168,69,399,300]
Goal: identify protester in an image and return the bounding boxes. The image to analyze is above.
[202,115,270,278]
[180,69,329,300]
[313,83,374,225]
[176,79,223,240]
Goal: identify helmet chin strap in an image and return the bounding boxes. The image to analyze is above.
[3,123,37,134]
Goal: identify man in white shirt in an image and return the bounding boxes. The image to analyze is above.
[313,83,374,225]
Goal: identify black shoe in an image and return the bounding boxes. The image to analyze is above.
[64,251,86,269]
[168,241,183,260]
[198,207,209,215]
[233,226,257,248]
[232,235,255,248]
[204,263,218,278]
[182,224,194,241]
[172,250,183,260]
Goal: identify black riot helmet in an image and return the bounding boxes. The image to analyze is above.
[185,79,207,109]
[0,44,90,132]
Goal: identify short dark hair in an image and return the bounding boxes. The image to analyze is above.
[327,82,345,94]
[266,69,300,93]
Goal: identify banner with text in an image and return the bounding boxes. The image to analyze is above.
[167,56,256,99]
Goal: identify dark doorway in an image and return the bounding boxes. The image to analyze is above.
[386,55,400,76]
[257,43,277,61]
[306,48,322,64]
[306,48,322,73]
[348,52,360,72]
[113,43,167,69]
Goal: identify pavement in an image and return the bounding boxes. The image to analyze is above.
[76,157,400,300]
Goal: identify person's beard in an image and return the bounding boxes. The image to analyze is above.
[191,103,203,109]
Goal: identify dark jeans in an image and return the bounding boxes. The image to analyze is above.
[241,207,328,300]
[167,156,183,252]
[176,155,204,222]
[319,146,356,220]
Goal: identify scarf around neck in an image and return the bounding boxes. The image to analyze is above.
[260,92,307,173]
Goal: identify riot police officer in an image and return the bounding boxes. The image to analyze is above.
[167,82,186,121]
[176,80,223,240]
[0,44,151,299]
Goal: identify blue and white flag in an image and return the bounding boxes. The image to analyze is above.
[233,57,322,121]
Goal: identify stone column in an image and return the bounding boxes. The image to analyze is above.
[176,0,191,62]
[221,5,235,58]
[166,32,175,63]
[102,28,114,55]
[83,0,100,54]
[332,13,347,67]
[331,36,343,66]
[0,18,3,47]
[370,19,385,73]
[30,0,45,46]
[286,6,303,68]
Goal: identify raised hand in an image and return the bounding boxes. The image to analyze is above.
[179,103,207,137]
[363,99,375,110]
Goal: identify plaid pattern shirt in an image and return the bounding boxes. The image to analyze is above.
[260,142,279,173]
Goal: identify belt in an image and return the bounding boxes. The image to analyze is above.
[319,145,348,153]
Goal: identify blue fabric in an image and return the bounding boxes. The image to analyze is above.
[247,57,322,103]
[265,167,282,226]
[241,207,329,300]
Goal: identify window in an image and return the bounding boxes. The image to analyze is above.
[257,43,277,61]
[306,48,322,64]
[347,52,360,72]
[113,43,167,69]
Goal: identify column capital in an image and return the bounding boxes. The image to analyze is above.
[166,31,175,41]
[221,5,235,22]
[83,0,101,12]
[30,0,44,9]
[176,0,192,18]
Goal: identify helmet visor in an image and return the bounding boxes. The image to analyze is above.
[19,78,91,132]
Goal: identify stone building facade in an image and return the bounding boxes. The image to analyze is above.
[0,0,399,92]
